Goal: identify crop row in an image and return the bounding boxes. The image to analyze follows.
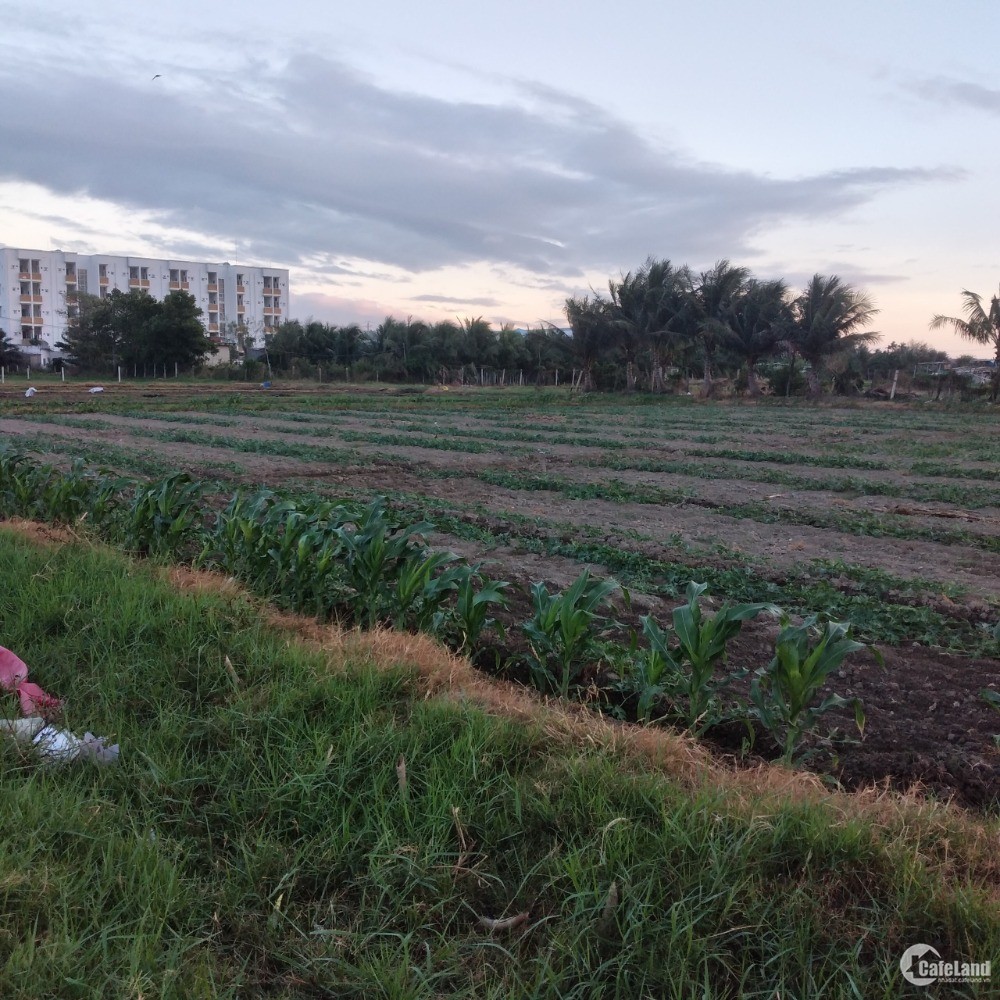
[0,446,918,765]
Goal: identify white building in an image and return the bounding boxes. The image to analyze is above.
[0,247,289,365]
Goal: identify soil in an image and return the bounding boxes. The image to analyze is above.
[2,390,999,810]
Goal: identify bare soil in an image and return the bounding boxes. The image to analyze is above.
[2,391,999,810]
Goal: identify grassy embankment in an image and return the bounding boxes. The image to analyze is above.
[0,524,998,997]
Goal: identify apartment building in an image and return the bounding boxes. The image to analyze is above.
[0,247,289,365]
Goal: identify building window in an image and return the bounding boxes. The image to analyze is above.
[30,259,40,273]
[32,282,41,296]
[208,271,217,284]
[78,268,88,294]
[236,273,244,285]
[19,258,29,273]
[20,281,30,296]
[180,270,188,283]
[100,287,108,299]
[129,266,139,280]
[140,266,149,280]
[99,263,107,278]
[65,262,76,279]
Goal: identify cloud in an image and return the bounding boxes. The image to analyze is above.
[0,45,959,291]
[907,76,1000,115]
[291,290,390,327]
[409,293,501,306]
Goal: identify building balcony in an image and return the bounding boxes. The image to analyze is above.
[207,283,218,292]
[100,276,109,285]
[65,275,77,284]
[236,284,245,294]
[18,272,42,281]
[20,294,43,303]
[169,281,180,290]
[208,322,220,332]
[263,307,274,315]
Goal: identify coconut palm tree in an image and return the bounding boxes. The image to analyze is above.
[930,286,1000,400]
[565,294,611,391]
[608,258,691,391]
[790,275,879,396]
[724,278,791,395]
[693,260,751,396]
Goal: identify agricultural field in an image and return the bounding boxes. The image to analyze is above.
[1,381,998,809]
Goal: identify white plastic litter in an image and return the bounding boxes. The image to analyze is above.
[32,725,83,763]
[1,715,119,766]
[24,387,37,397]
[88,386,105,393]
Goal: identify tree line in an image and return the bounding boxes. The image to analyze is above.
[3,266,996,398]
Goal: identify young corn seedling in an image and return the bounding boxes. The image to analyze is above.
[0,447,36,517]
[629,583,776,732]
[391,549,468,631]
[433,568,510,653]
[115,472,207,558]
[750,614,882,763]
[521,569,619,698]
[332,497,435,628]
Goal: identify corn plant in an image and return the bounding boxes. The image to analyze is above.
[433,568,509,653]
[749,615,881,763]
[199,489,283,581]
[0,447,36,516]
[627,583,775,732]
[521,570,618,697]
[331,497,435,628]
[391,549,468,631]
[26,459,103,524]
[114,472,207,558]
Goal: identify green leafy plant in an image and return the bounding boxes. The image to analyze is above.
[627,583,775,731]
[521,570,619,697]
[114,472,207,557]
[331,497,435,628]
[0,447,35,516]
[391,549,467,631]
[750,615,882,763]
[433,567,509,653]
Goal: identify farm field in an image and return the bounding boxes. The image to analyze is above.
[1,381,998,808]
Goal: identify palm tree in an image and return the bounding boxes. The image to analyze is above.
[693,260,751,396]
[565,294,611,390]
[790,275,879,396]
[608,258,691,391]
[724,278,791,395]
[930,286,1000,400]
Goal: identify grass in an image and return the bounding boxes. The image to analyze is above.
[0,526,998,997]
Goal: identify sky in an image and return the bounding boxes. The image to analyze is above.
[1,0,998,356]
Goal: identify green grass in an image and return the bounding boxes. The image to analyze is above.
[0,528,997,997]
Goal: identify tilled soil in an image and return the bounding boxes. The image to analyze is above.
[2,393,999,809]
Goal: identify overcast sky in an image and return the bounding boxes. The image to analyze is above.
[1,0,998,354]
